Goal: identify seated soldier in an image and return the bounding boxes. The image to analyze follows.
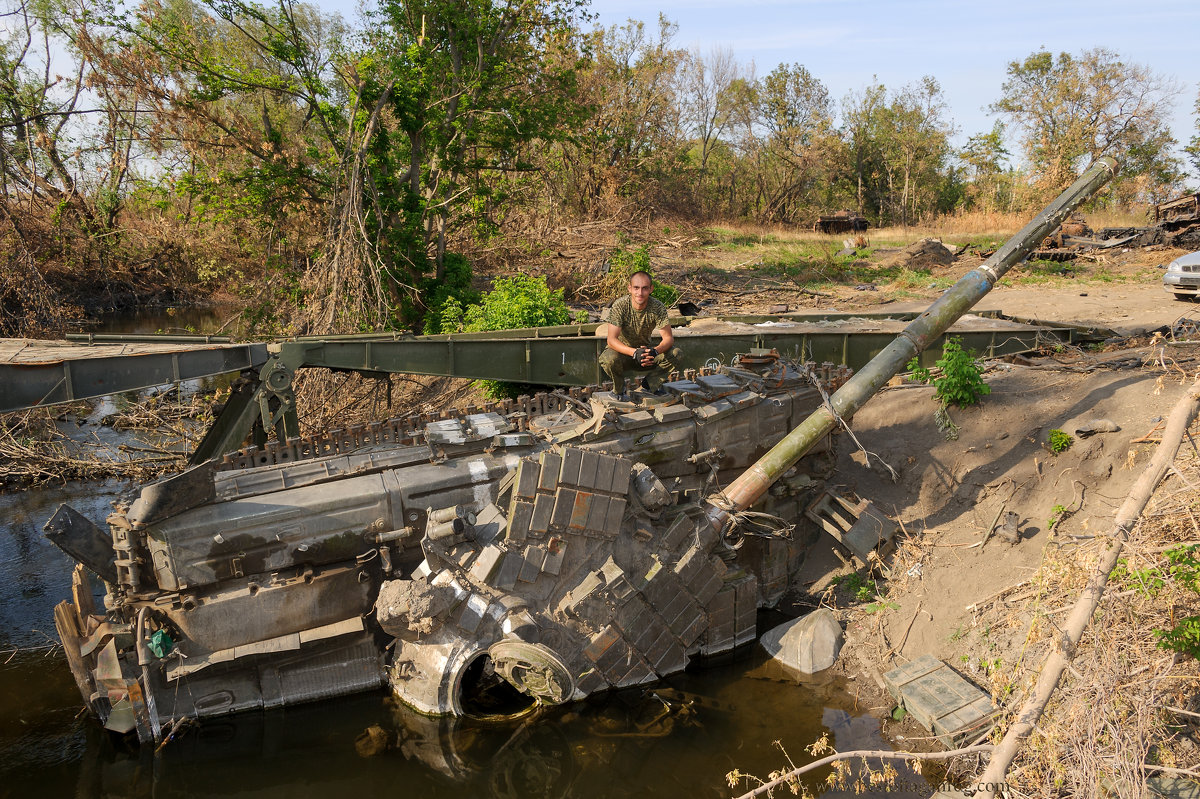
[599,270,682,399]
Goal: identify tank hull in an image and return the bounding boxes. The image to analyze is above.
[51,355,851,740]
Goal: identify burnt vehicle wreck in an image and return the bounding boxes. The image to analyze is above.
[39,158,1118,744]
[48,355,852,739]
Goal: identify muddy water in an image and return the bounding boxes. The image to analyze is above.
[0,310,935,798]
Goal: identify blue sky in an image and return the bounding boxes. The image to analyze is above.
[582,0,1199,172]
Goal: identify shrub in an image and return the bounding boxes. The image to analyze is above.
[907,336,991,408]
[462,274,570,332]
[1155,546,1200,659]
[607,239,679,308]
[1047,428,1072,454]
[419,253,479,334]
[454,274,571,398]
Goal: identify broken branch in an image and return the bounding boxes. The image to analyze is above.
[731,744,995,799]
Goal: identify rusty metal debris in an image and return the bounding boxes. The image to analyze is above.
[1033,192,1200,261]
[813,210,869,235]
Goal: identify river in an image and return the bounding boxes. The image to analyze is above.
[0,309,933,798]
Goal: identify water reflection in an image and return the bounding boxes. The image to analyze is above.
[0,646,931,799]
[89,306,241,338]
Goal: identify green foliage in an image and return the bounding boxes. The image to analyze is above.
[907,337,991,408]
[452,274,571,398]
[1047,428,1073,454]
[462,274,570,333]
[833,572,881,603]
[1111,559,1166,596]
[1187,88,1200,176]
[1046,503,1068,530]
[989,47,1181,204]
[419,254,478,334]
[1157,617,1200,660]
[1140,546,1200,659]
[607,239,679,307]
[1166,545,1200,592]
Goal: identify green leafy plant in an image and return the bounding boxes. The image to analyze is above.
[1047,428,1073,454]
[833,572,881,603]
[607,238,679,307]
[420,253,478,334]
[1157,617,1200,660]
[1153,546,1200,659]
[1046,503,1068,530]
[1110,559,1166,596]
[907,337,990,439]
[447,274,571,398]
[907,337,991,408]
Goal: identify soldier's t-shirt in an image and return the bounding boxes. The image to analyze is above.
[608,295,668,348]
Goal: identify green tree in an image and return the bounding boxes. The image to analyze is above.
[877,76,956,224]
[79,0,349,226]
[960,121,1012,212]
[1,0,133,231]
[1185,86,1200,177]
[837,78,955,226]
[747,62,839,224]
[840,81,887,219]
[989,47,1183,204]
[677,44,748,215]
[553,15,686,218]
[364,0,586,279]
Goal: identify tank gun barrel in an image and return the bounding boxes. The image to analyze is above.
[705,157,1118,528]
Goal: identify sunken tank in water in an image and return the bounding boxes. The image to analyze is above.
[47,353,853,741]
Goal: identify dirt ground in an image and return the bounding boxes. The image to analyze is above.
[817,354,1185,666]
[641,231,1195,337]
[869,282,1194,338]
[763,271,1200,790]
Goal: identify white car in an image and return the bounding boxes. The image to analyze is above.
[1164,251,1200,301]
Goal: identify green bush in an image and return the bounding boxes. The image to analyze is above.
[1047,428,1072,454]
[1149,546,1200,659]
[420,253,478,334]
[461,274,570,333]
[450,274,571,398]
[607,239,679,308]
[907,337,991,408]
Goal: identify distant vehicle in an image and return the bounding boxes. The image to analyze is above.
[1155,193,1200,227]
[813,210,869,234]
[1163,251,1200,301]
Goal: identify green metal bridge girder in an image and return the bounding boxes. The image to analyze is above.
[287,324,1067,387]
[1,312,1076,465]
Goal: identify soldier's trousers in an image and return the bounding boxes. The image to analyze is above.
[598,347,682,393]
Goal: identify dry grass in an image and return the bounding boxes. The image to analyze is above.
[1084,208,1155,230]
[874,211,1028,243]
[969,407,1200,797]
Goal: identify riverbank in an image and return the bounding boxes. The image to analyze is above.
[785,344,1200,794]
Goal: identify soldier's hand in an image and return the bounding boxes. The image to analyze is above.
[634,346,655,366]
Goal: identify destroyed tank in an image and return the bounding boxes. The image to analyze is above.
[46,353,854,740]
[46,158,1118,743]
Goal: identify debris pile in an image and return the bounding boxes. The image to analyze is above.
[1032,192,1200,260]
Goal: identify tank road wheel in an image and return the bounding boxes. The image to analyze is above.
[487,641,575,705]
